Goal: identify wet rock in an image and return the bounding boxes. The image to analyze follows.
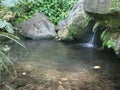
[62,81,71,90]
[11,79,27,89]
[61,78,69,82]
[56,0,87,41]
[18,12,56,39]
[56,28,73,41]
[57,85,66,90]
[55,19,67,32]
[58,81,62,85]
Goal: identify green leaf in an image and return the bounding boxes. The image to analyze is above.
[5,22,14,34]
[0,50,16,75]
[93,22,99,32]
[101,29,107,40]
[0,32,26,49]
[106,40,115,48]
[0,57,10,74]
[0,20,6,28]
[0,20,14,33]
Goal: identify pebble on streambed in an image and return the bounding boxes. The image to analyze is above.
[93,66,101,69]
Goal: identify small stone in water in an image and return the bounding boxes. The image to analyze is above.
[93,66,101,69]
[58,81,62,84]
[61,78,68,81]
[3,45,10,51]
[22,72,26,75]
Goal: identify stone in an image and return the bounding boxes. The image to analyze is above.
[61,78,68,82]
[55,19,67,32]
[93,66,101,69]
[18,12,56,39]
[58,81,62,85]
[56,28,73,41]
[62,81,71,90]
[84,0,120,14]
[57,85,66,90]
[22,72,26,75]
[56,0,88,41]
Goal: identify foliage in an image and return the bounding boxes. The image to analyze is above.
[90,11,120,49]
[11,0,77,25]
[101,29,116,48]
[93,22,99,32]
[108,0,120,13]
[0,20,14,34]
[0,5,25,78]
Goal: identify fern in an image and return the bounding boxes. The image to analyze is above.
[101,29,115,48]
[93,22,99,32]
[0,32,26,48]
[0,19,25,77]
[0,20,14,34]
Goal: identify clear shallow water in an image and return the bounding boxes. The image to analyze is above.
[9,40,120,89]
[11,40,120,74]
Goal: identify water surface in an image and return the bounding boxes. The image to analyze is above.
[9,40,120,90]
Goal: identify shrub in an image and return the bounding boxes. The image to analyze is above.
[0,6,25,80]
[11,0,77,25]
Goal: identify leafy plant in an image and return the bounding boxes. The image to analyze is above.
[101,29,116,48]
[11,0,77,25]
[0,26,25,74]
[0,20,14,34]
[93,22,99,32]
[0,6,25,81]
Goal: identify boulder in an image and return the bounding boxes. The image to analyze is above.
[18,12,56,39]
[56,0,88,41]
[84,0,120,14]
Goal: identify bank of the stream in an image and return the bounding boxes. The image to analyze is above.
[1,40,120,90]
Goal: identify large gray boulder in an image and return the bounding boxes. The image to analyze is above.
[84,0,120,14]
[18,12,56,39]
[56,0,88,41]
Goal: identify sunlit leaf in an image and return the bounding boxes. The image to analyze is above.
[0,20,6,28]
[93,22,99,32]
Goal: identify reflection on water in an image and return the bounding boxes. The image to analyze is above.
[9,40,120,89]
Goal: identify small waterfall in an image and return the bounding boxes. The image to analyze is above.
[88,29,97,47]
[80,29,97,48]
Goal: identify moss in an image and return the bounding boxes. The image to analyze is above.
[107,0,120,13]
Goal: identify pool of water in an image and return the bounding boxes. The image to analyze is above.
[8,40,120,90]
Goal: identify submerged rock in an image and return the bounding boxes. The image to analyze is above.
[18,12,56,39]
[56,0,88,41]
[57,85,66,90]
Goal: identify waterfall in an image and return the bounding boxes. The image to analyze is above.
[88,29,97,46]
[80,29,97,48]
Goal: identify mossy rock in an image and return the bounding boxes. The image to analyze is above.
[84,0,120,14]
[56,0,88,41]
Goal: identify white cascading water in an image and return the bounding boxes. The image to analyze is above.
[80,29,97,48]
